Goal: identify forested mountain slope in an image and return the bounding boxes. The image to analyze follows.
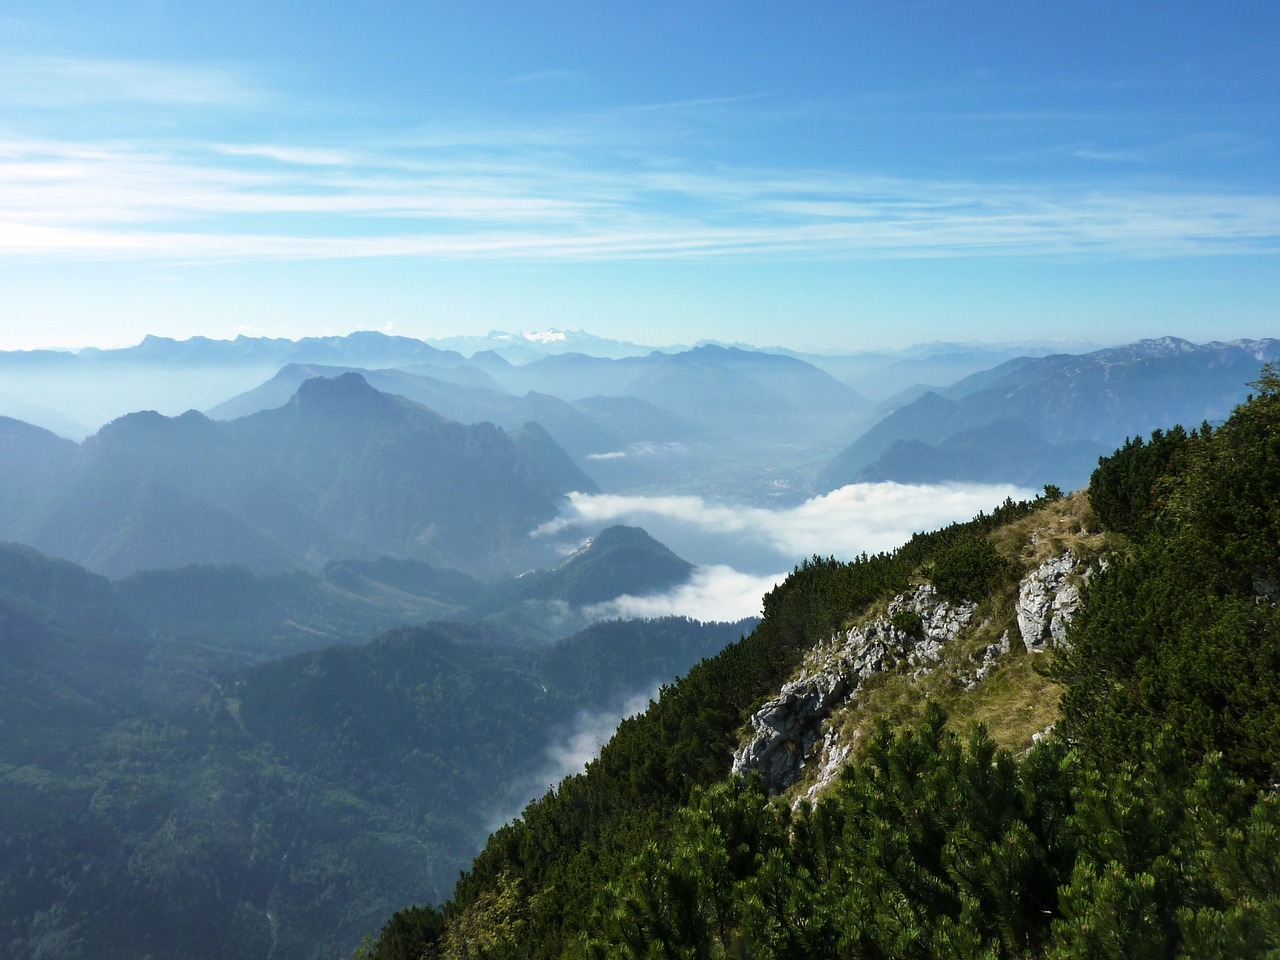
[0,602,750,959]
[363,366,1280,959]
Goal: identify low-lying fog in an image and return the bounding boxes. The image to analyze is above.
[499,480,1034,822]
[541,479,1037,622]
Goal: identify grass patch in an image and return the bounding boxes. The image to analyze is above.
[942,652,1061,751]
[990,490,1113,570]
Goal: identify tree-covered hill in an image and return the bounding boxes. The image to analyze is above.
[465,525,697,641]
[0,606,749,960]
[362,367,1280,959]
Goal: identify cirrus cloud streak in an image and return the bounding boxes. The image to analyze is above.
[2,132,1279,264]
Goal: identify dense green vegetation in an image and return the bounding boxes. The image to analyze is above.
[1055,367,1280,785]
[359,498,1044,960]
[0,524,749,959]
[364,369,1280,959]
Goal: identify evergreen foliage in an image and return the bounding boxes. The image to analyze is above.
[1060,362,1280,784]
[0,602,744,959]
[372,498,1044,959]
[365,370,1280,960]
[930,536,1014,603]
[1086,425,1193,540]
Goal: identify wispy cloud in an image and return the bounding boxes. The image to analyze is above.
[1,60,1278,264]
[211,143,357,166]
[0,57,263,108]
[487,686,657,830]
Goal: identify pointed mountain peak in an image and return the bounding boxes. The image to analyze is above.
[587,524,675,554]
[552,524,693,586]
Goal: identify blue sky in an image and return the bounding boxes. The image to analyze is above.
[1,1,1276,351]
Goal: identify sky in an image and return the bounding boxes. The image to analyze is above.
[1,1,1277,351]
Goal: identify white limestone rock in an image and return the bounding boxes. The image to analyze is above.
[801,727,857,806]
[732,584,976,795]
[1016,552,1100,651]
[966,630,1012,690]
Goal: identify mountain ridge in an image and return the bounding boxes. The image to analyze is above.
[0,374,589,578]
[820,336,1280,491]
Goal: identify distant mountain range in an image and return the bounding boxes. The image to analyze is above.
[204,343,877,503]
[0,373,594,579]
[0,329,1094,441]
[210,343,869,440]
[422,327,670,362]
[205,362,705,462]
[819,337,1280,491]
[0,330,1270,515]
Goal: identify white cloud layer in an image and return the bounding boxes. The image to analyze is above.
[541,481,1037,571]
[2,125,1279,264]
[583,564,781,623]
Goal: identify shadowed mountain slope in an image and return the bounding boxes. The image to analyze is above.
[0,375,587,578]
[820,337,1280,491]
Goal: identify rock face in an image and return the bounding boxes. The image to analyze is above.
[733,550,1103,800]
[731,584,976,795]
[966,631,1012,690]
[1016,552,1091,651]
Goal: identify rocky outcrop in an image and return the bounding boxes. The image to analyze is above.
[732,584,975,795]
[734,550,1104,799]
[1016,552,1094,651]
[801,727,857,805]
[965,631,1011,690]
[730,672,850,790]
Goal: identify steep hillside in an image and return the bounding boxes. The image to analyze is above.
[0,544,153,746]
[358,495,1050,959]
[363,368,1280,960]
[114,557,485,663]
[16,408,326,576]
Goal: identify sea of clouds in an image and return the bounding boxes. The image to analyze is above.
[539,480,1036,622]
[494,480,1037,821]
